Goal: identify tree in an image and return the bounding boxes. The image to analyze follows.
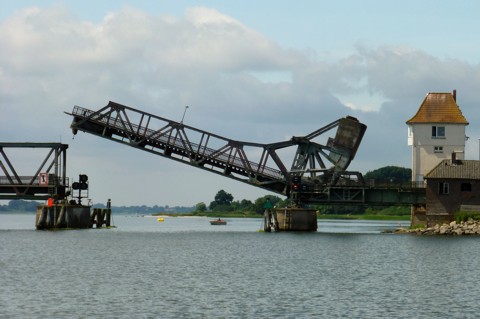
[253,195,284,214]
[214,190,233,205]
[195,202,207,212]
[364,166,411,183]
[210,190,234,210]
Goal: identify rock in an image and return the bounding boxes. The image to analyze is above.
[394,228,410,234]
[439,225,449,235]
[401,220,480,235]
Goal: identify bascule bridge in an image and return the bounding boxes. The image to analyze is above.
[66,101,425,230]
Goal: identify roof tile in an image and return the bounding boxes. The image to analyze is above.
[426,160,480,179]
[406,92,469,124]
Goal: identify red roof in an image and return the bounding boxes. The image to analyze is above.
[406,92,469,125]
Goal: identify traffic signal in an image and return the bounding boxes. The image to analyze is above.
[292,175,301,191]
[72,174,88,190]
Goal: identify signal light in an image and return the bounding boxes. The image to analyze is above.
[72,175,89,191]
[291,175,301,191]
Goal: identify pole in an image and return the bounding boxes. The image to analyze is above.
[181,105,189,124]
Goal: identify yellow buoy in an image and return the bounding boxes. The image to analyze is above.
[157,217,165,222]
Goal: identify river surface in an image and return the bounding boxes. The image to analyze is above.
[1,214,479,318]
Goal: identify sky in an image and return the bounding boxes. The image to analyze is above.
[1,1,480,207]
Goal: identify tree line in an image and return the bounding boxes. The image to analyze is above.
[194,166,412,216]
[193,189,289,215]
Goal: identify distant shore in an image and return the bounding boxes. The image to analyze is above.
[151,212,410,221]
[0,211,410,221]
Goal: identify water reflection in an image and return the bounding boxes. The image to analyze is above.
[317,219,409,234]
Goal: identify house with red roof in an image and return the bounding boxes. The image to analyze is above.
[406,90,469,185]
[407,91,477,226]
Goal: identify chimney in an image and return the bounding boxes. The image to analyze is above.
[453,89,457,101]
[451,152,457,164]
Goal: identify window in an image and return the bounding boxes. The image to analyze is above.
[439,182,449,195]
[434,146,443,153]
[432,126,445,138]
[461,183,472,192]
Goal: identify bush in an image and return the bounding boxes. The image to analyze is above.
[455,211,480,223]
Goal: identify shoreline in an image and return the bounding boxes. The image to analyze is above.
[151,212,410,221]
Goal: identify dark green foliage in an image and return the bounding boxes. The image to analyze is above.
[455,212,480,223]
[365,206,410,216]
[252,196,286,214]
[209,192,286,214]
[195,202,207,212]
[316,205,366,215]
[364,166,411,183]
[209,189,234,210]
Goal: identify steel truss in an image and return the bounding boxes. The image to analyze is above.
[0,143,68,200]
[67,101,366,199]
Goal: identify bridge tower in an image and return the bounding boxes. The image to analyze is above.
[406,90,469,185]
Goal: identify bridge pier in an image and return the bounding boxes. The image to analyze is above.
[35,204,112,230]
[265,208,317,231]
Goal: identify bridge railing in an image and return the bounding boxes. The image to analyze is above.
[71,106,285,180]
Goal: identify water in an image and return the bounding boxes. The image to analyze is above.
[1,214,479,318]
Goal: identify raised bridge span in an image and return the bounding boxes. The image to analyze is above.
[66,101,425,206]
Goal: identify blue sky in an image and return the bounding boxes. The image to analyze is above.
[3,1,479,61]
[1,1,480,206]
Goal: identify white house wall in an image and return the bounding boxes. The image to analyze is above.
[409,123,466,181]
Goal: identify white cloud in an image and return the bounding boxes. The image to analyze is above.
[2,6,480,206]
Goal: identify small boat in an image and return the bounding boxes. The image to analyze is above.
[157,217,165,222]
[210,218,227,225]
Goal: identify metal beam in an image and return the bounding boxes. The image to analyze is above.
[0,143,69,200]
[67,101,368,200]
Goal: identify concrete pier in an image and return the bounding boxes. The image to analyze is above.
[35,204,112,230]
[265,207,317,231]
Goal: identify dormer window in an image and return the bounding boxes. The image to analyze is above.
[432,126,445,138]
